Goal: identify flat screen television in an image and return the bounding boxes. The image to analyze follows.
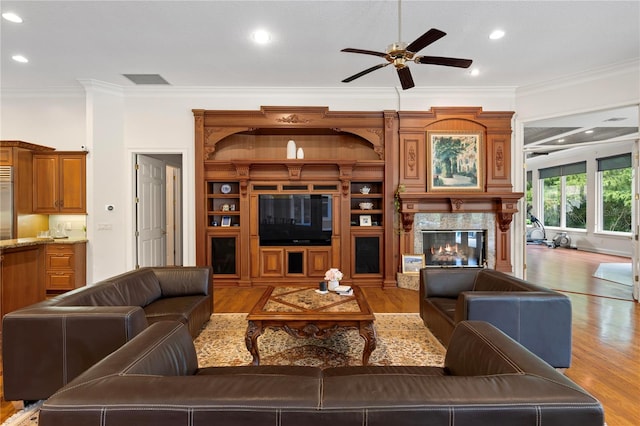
[259,194,332,246]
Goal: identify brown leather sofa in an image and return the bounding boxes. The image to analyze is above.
[420,268,572,368]
[39,320,603,426]
[2,266,212,402]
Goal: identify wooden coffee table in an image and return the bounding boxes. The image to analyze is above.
[245,286,376,366]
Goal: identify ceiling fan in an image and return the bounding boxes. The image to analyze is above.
[340,1,473,90]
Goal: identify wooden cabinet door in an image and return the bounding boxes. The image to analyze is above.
[59,154,86,213]
[33,153,86,213]
[32,154,59,213]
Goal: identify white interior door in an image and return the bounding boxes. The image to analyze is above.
[136,154,166,268]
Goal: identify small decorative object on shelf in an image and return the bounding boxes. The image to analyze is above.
[359,202,373,210]
[360,185,371,194]
[220,184,232,194]
[286,140,297,159]
[324,267,343,291]
[296,146,304,159]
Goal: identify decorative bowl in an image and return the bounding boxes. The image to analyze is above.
[359,202,373,210]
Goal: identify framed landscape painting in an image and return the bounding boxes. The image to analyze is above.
[427,132,483,191]
[402,254,425,274]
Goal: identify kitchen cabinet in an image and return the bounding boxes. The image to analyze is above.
[33,152,86,213]
[45,242,86,291]
[0,244,46,331]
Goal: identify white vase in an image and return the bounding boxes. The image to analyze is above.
[286,140,297,159]
[328,280,339,291]
[296,147,304,159]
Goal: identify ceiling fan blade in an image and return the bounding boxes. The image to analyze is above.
[342,63,389,83]
[416,56,473,68]
[406,28,446,53]
[397,66,415,90]
[341,48,387,58]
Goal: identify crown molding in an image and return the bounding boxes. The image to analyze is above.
[516,59,640,97]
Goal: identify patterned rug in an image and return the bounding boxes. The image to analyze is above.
[194,313,445,368]
[1,313,444,426]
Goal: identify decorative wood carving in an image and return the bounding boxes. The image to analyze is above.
[401,212,414,232]
[451,198,464,211]
[407,143,416,173]
[497,212,514,232]
[276,114,311,124]
[398,192,523,232]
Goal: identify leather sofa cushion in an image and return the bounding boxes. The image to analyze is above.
[422,268,477,298]
[56,283,126,306]
[474,269,549,292]
[144,295,208,322]
[425,297,457,322]
[153,267,211,297]
[110,269,162,307]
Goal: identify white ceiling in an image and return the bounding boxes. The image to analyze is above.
[1,1,639,151]
[1,0,638,90]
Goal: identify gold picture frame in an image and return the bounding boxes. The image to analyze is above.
[401,254,425,274]
[427,131,483,192]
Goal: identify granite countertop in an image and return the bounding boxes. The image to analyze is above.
[0,237,88,250]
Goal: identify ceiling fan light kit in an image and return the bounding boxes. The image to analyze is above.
[341,28,473,90]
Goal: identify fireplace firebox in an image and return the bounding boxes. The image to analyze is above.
[422,230,486,268]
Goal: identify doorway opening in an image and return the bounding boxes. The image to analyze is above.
[134,153,183,268]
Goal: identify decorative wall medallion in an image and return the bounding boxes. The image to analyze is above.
[452,199,464,210]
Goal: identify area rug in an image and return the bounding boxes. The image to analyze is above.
[194,313,445,368]
[593,262,633,286]
[1,313,444,426]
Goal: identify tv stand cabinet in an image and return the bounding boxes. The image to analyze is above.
[194,107,397,288]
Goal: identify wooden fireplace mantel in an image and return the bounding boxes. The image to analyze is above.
[397,191,524,233]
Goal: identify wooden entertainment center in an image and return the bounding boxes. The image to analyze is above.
[194,106,522,288]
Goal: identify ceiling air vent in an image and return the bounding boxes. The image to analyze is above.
[603,117,627,122]
[122,74,170,85]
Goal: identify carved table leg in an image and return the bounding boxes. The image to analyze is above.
[245,320,263,366]
[359,320,377,365]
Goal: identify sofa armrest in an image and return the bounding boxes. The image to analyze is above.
[455,292,572,367]
[152,266,213,297]
[2,306,148,401]
[420,268,477,300]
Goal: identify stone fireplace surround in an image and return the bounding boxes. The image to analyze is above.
[414,213,495,269]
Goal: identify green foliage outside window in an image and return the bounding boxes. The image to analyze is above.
[543,176,560,227]
[601,168,632,232]
[565,173,587,229]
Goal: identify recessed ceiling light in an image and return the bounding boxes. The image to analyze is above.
[251,30,272,44]
[489,29,505,40]
[557,139,565,143]
[469,68,480,76]
[585,130,594,134]
[2,12,23,23]
[12,55,28,63]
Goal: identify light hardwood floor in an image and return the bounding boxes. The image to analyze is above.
[1,247,638,424]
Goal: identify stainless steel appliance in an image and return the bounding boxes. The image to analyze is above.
[0,166,14,240]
